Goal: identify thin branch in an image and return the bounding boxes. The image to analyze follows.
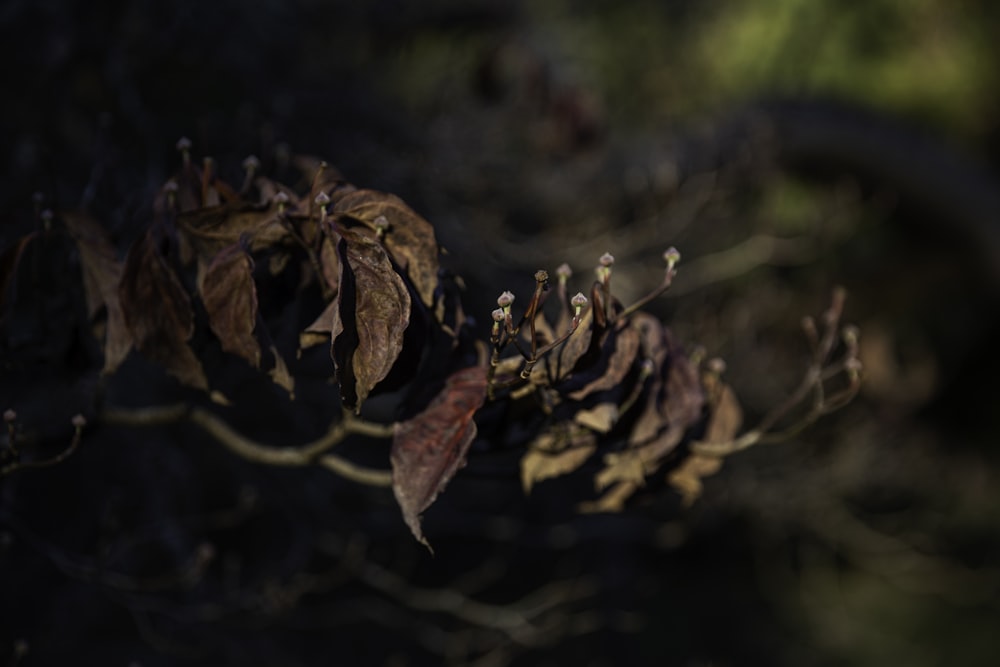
[102,404,395,485]
[691,288,861,458]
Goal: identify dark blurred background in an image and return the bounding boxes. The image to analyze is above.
[3,0,1000,665]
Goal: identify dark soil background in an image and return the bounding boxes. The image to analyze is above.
[3,1,1000,665]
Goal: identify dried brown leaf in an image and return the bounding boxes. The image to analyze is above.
[391,365,488,547]
[198,243,260,367]
[299,300,339,350]
[567,320,640,400]
[520,428,596,493]
[268,344,295,397]
[331,227,411,410]
[177,202,290,259]
[62,214,132,374]
[574,402,620,433]
[628,314,671,445]
[579,481,642,513]
[702,377,743,445]
[333,190,440,307]
[120,229,208,390]
[668,454,723,506]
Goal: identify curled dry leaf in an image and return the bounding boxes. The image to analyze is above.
[333,190,440,308]
[580,481,642,514]
[391,365,488,548]
[520,427,597,493]
[198,242,260,368]
[574,402,620,434]
[331,226,411,410]
[668,454,724,507]
[589,323,705,506]
[62,214,132,374]
[567,320,640,400]
[177,202,290,259]
[120,229,208,390]
[299,300,339,351]
[701,375,743,445]
[267,344,295,398]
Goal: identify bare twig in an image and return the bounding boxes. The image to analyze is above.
[692,288,861,457]
[102,404,395,486]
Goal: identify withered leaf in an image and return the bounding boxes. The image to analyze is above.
[701,376,743,445]
[574,402,620,434]
[579,481,641,514]
[567,320,640,400]
[177,202,290,259]
[550,307,593,380]
[668,454,723,507]
[333,190,440,307]
[391,365,488,547]
[268,344,295,397]
[628,315,671,446]
[198,243,260,367]
[62,214,132,374]
[662,338,704,428]
[299,299,339,351]
[120,229,208,390]
[520,428,596,493]
[594,450,648,491]
[331,227,411,410]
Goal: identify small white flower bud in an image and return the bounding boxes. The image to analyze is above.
[497,291,515,308]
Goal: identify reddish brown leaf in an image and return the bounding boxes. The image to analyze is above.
[391,365,488,547]
[331,227,411,410]
[198,243,260,367]
[62,214,132,374]
[120,229,208,390]
[333,190,440,307]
